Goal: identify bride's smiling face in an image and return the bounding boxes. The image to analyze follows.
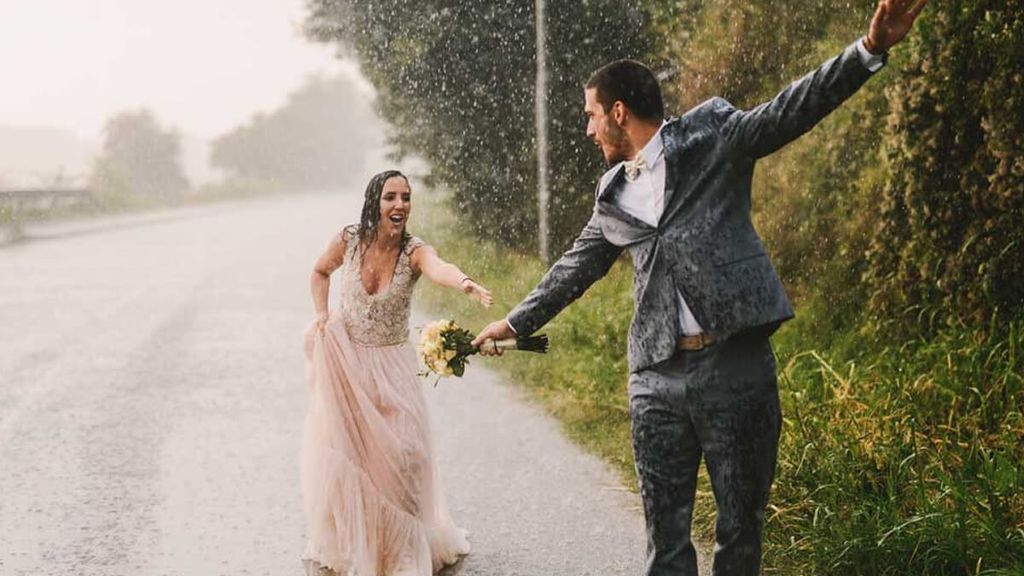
[379,176,412,235]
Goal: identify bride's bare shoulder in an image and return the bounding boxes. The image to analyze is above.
[404,235,428,256]
[335,224,359,244]
[315,225,358,274]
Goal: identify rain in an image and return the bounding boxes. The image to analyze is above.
[1,1,1022,575]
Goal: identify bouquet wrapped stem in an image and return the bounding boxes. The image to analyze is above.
[419,320,548,379]
[478,336,549,354]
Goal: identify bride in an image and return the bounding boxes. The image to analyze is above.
[302,169,490,575]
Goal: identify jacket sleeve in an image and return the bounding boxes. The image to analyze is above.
[718,40,881,159]
[506,207,623,336]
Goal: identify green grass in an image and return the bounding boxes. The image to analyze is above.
[769,312,1024,575]
[413,190,1024,575]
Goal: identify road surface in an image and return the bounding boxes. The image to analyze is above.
[0,192,666,575]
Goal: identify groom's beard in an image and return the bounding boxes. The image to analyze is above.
[602,120,631,165]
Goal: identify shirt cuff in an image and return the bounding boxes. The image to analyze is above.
[856,37,886,72]
[505,318,518,335]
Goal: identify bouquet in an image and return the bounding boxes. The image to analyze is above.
[419,319,548,378]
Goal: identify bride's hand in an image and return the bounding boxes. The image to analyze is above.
[315,311,329,336]
[462,279,493,308]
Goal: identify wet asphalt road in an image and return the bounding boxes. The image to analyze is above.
[0,192,669,575]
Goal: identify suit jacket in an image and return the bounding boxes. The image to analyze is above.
[507,40,880,373]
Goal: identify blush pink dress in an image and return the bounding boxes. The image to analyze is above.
[302,227,470,576]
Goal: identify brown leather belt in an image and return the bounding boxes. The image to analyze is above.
[678,333,715,351]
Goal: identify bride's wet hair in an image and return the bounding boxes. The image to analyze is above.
[356,169,412,249]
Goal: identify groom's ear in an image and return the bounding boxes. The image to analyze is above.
[611,100,628,126]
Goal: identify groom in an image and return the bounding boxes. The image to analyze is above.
[473,1,927,574]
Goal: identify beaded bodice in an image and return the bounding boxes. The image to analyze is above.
[337,227,424,347]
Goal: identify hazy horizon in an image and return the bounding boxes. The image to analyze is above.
[0,0,379,188]
[0,0,366,141]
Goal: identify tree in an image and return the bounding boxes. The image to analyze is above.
[210,74,383,191]
[90,109,189,204]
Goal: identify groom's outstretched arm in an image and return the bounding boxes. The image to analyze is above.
[472,209,623,350]
[720,0,927,159]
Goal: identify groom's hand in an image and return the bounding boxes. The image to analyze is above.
[866,0,928,54]
[473,319,516,356]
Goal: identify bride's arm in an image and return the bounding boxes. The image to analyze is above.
[411,245,493,308]
[310,235,348,333]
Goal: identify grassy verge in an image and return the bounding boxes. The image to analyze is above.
[769,310,1024,574]
[413,190,1024,575]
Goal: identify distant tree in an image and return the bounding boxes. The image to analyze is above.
[90,110,189,204]
[305,0,656,252]
[210,75,382,191]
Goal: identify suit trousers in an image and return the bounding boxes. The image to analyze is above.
[629,332,781,576]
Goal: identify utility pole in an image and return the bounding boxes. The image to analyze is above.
[534,0,550,264]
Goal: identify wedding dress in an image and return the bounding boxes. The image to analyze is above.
[302,227,470,576]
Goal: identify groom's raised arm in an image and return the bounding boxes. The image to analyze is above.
[507,209,623,337]
[716,39,881,160]
[719,0,927,159]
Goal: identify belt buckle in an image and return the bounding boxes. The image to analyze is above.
[693,334,707,351]
[679,334,710,351]
[675,332,700,350]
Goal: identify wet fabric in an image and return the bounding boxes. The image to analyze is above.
[302,227,469,575]
[629,335,781,576]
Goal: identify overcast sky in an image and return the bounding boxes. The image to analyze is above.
[0,0,363,140]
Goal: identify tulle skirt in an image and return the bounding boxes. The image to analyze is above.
[302,316,470,576]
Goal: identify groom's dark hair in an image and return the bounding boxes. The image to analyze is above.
[586,60,664,122]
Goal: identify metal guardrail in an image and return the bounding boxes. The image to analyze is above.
[0,188,92,201]
[0,189,95,213]
[0,189,98,244]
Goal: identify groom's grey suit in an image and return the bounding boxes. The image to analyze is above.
[507,41,882,575]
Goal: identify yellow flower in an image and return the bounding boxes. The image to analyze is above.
[427,342,444,358]
[431,358,451,375]
[421,320,447,344]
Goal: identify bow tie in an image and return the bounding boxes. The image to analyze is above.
[623,155,648,181]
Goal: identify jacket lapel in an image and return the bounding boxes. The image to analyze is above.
[659,116,711,226]
[595,166,656,246]
[660,119,682,224]
[597,167,653,231]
